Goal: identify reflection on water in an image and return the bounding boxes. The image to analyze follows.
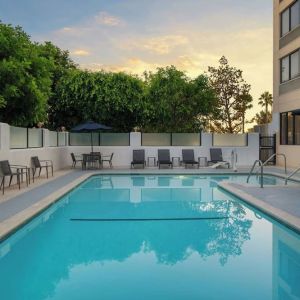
[273,226,300,300]
[0,175,299,300]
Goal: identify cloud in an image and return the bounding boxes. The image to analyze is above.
[94,11,123,27]
[124,35,189,54]
[38,9,272,123]
[71,49,90,56]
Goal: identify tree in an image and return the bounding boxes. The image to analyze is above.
[235,87,253,133]
[0,22,53,126]
[38,41,77,129]
[208,56,253,133]
[258,91,273,124]
[142,66,217,132]
[94,71,145,131]
[251,111,272,125]
[53,69,145,131]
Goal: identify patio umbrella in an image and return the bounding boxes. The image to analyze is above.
[71,121,112,153]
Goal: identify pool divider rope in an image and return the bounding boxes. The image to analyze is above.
[70,216,229,222]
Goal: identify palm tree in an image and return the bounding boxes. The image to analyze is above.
[258,92,273,123]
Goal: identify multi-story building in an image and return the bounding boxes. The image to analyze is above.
[274,0,300,167]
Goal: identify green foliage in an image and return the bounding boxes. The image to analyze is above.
[38,41,77,129]
[251,91,273,126]
[208,56,253,133]
[0,21,258,133]
[251,110,272,125]
[0,22,53,126]
[142,66,217,132]
[52,70,145,131]
[258,91,273,124]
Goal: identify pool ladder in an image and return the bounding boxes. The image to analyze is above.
[247,154,287,188]
[285,166,300,185]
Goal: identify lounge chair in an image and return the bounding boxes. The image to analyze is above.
[70,153,83,168]
[0,160,21,194]
[182,149,199,168]
[31,156,53,181]
[101,153,114,168]
[208,148,230,168]
[157,149,173,169]
[131,150,146,169]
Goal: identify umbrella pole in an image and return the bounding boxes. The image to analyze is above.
[91,132,94,153]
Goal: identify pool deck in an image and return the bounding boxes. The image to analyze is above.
[0,166,300,240]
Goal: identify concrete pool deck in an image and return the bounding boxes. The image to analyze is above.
[0,166,300,240]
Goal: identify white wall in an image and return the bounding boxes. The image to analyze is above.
[0,123,70,171]
[69,132,259,168]
[0,123,260,173]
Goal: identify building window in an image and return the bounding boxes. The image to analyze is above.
[291,50,300,78]
[280,111,300,145]
[287,112,294,144]
[280,49,300,83]
[281,8,290,36]
[281,113,287,144]
[281,0,300,37]
[291,0,300,30]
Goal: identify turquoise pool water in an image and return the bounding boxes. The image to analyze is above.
[0,175,299,300]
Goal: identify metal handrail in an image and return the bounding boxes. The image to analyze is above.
[285,166,300,185]
[256,153,287,176]
[247,160,264,188]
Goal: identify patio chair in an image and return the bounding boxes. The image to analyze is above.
[0,160,21,194]
[71,153,83,168]
[131,150,146,169]
[101,153,114,168]
[157,149,173,169]
[31,156,53,181]
[182,149,199,168]
[90,152,102,168]
[208,148,230,168]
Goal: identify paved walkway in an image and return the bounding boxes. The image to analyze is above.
[225,183,300,219]
[0,170,83,222]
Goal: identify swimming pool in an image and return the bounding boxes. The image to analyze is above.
[0,174,299,300]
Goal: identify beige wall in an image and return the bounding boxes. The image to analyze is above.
[274,0,300,167]
[277,144,300,167]
[273,0,300,114]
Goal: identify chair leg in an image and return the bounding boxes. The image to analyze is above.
[9,175,13,186]
[32,168,35,183]
[1,177,4,195]
[39,168,42,177]
[17,173,20,190]
[51,166,53,176]
[46,167,49,179]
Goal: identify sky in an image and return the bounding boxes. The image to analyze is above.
[0,0,273,121]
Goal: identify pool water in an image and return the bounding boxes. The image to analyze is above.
[0,175,299,300]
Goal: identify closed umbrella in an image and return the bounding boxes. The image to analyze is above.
[71,121,112,153]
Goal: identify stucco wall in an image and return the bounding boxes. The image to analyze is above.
[0,123,260,171]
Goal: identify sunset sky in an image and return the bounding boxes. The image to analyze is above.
[0,0,273,121]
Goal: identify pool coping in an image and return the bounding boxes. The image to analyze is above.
[218,182,300,233]
[0,170,299,241]
[0,173,92,242]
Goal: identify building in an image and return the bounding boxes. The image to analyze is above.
[274,0,300,167]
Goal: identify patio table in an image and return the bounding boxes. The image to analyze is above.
[11,165,31,186]
[82,153,101,170]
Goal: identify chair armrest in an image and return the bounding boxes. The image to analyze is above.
[10,164,29,168]
[40,160,53,162]
[40,160,53,166]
